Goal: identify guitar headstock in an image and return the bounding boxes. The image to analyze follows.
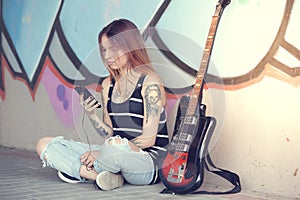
[214,0,231,16]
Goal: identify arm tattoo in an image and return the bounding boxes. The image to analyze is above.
[144,84,161,123]
[90,119,109,137]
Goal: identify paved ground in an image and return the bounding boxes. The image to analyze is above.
[0,146,291,200]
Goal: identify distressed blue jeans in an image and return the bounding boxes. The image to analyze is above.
[40,136,154,185]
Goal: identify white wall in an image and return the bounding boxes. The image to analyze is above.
[202,76,300,198]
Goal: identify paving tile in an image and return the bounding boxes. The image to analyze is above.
[0,146,291,200]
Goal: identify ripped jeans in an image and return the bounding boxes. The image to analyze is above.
[40,136,154,185]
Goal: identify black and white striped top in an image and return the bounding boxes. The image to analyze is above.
[107,75,169,183]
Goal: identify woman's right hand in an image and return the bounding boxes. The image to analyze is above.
[80,151,100,168]
[79,94,100,119]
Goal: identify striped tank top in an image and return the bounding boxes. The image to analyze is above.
[107,75,169,183]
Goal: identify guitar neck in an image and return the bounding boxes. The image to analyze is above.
[186,3,227,116]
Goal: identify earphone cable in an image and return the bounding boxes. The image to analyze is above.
[81,106,93,171]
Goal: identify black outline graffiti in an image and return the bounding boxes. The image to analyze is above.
[0,0,299,99]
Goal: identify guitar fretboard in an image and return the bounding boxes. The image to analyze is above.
[186,15,221,116]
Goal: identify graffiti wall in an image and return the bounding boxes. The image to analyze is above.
[0,0,299,198]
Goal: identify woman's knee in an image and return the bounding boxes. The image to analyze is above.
[36,136,54,156]
[106,136,140,152]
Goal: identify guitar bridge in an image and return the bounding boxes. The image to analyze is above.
[166,153,188,183]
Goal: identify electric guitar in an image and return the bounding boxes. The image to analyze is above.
[159,0,231,194]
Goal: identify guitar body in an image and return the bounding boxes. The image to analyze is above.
[159,96,210,194]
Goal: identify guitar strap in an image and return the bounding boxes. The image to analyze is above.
[192,153,241,194]
[191,116,241,195]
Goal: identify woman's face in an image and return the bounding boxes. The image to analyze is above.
[101,35,129,71]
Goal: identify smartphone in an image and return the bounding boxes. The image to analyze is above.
[74,86,101,108]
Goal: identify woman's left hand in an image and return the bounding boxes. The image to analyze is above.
[131,134,156,149]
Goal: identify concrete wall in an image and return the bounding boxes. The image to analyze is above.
[1,0,299,198]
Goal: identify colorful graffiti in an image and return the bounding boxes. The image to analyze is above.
[0,0,299,126]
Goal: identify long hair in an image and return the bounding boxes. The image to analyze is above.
[98,19,166,105]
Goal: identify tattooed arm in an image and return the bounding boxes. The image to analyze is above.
[89,116,111,138]
[131,75,165,149]
[80,77,113,139]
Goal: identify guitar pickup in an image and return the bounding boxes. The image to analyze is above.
[184,116,198,125]
[177,144,189,152]
[178,134,192,142]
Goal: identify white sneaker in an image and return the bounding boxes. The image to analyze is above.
[58,171,81,184]
[95,171,124,191]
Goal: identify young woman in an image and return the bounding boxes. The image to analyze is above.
[36,18,169,191]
